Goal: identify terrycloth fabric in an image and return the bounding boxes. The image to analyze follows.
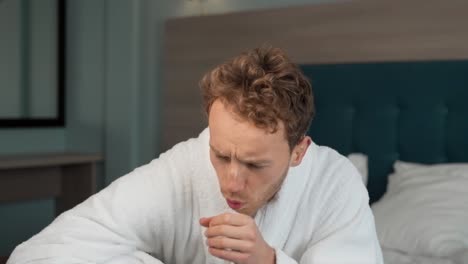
[8,128,383,264]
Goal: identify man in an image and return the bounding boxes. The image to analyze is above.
[8,47,383,263]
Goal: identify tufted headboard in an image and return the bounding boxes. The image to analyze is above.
[301,61,468,203]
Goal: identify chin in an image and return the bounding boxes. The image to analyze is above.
[239,207,256,217]
[232,206,248,215]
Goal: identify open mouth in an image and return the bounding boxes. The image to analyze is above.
[226,199,243,210]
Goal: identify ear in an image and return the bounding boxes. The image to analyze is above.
[290,136,312,167]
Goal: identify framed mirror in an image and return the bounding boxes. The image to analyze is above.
[0,0,65,127]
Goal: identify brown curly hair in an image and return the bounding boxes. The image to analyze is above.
[200,47,315,149]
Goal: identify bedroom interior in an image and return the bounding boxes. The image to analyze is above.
[1,0,467,263]
[162,0,468,263]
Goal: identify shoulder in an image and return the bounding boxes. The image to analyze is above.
[297,142,368,210]
[301,142,362,186]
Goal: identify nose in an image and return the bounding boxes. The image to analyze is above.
[225,162,245,193]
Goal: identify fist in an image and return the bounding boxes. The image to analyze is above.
[200,213,275,264]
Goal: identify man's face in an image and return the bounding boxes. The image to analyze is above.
[208,100,307,216]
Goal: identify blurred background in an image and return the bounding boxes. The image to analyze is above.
[2,0,468,263]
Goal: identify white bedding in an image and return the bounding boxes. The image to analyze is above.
[383,248,454,264]
[372,161,468,259]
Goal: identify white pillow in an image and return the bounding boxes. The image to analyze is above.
[348,153,368,185]
[371,161,468,258]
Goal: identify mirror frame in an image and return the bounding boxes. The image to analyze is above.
[0,0,65,128]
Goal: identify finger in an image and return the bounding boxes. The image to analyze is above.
[199,217,213,227]
[207,213,250,227]
[208,247,249,263]
[205,224,251,240]
[206,236,254,253]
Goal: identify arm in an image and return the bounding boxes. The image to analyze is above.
[276,163,383,264]
[199,165,382,264]
[7,136,202,264]
[299,197,383,263]
[199,197,382,264]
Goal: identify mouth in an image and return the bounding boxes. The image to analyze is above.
[226,199,243,210]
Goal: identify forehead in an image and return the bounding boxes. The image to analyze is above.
[208,100,289,156]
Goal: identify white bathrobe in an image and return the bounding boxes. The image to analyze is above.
[8,128,383,264]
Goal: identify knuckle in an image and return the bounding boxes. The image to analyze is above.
[238,253,249,261]
[217,226,225,234]
[218,238,226,248]
[245,241,255,251]
[208,238,216,247]
[246,231,256,241]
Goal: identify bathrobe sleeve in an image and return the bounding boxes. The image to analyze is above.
[7,136,202,264]
[274,206,383,264]
[274,164,383,264]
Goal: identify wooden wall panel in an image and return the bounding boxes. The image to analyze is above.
[162,0,468,151]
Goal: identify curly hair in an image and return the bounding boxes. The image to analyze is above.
[200,47,315,149]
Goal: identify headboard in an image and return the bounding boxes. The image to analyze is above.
[163,0,468,203]
[301,61,468,203]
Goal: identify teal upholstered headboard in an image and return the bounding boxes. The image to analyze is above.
[301,61,468,203]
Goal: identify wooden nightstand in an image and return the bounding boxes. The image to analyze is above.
[0,152,103,215]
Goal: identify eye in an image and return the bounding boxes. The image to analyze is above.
[216,155,230,162]
[246,163,263,170]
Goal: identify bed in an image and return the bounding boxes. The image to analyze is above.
[162,0,468,262]
[302,61,468,263]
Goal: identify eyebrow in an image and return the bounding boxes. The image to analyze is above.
[209,145,226,156]
[209,144,272,165]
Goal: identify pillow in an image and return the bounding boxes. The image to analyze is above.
[348,153,368,185]
[371,161,468,258]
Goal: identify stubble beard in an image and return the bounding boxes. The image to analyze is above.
[242,166,290,216]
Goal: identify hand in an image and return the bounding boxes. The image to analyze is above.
[200,213,275,264]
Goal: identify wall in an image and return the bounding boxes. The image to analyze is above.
[0,0,21,117]
[0,0,335,256]
[0,0,102,256]
[0,0,57,119]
